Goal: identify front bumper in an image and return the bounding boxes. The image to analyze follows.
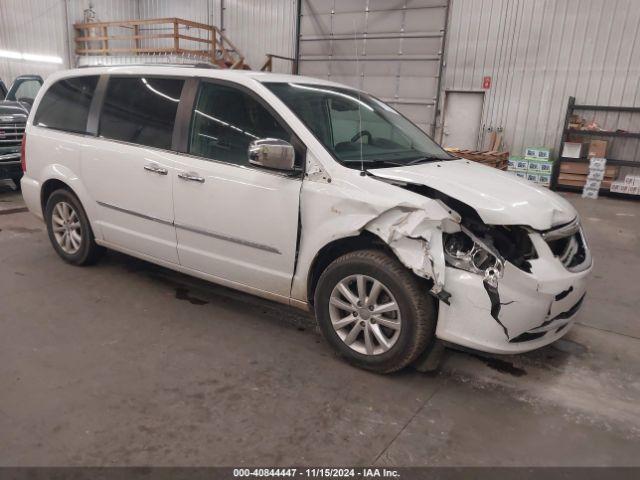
[435,229,592,354]
[0,152,21,180]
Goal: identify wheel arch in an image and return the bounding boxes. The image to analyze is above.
[41,178,77,213]
[38,166,100,239]
[305,231,433,306]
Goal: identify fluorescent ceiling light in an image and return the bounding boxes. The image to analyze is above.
[0,49,63,64]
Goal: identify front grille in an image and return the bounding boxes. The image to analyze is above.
[0,123,25,150]
[542,219,590,272]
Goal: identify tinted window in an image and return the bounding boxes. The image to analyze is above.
[189,82,289,166]
[34,76,99,133]
[100,76,184,150]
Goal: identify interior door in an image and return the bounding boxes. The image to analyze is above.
[172,80,302,297]
[442,91,485,149]
[82,75,185,263]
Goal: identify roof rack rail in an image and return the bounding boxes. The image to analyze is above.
[77,63,220,69]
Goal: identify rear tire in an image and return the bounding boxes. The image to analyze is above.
[314,249,436,374]
[45,189,104,266]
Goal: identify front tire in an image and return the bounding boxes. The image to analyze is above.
[314,249,436,374]
[45,189,104,265]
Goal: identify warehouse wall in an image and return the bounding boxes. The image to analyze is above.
[0,0,70,82]
[0,0,296,86]
[441,0,640,161]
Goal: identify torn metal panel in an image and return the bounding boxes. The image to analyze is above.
[363,206,459,293]
[290,171,461,302]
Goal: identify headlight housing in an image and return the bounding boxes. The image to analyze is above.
[443,230,504,284]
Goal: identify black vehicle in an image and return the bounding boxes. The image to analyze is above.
[0,75,43,188]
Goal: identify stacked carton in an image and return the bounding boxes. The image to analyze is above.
[610,174,640,195]
[507,147,553,187]
[582,158,607,199]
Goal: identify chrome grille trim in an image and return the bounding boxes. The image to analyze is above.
[0,122,25,148]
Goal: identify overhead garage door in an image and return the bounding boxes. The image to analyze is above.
[297,0,449,134]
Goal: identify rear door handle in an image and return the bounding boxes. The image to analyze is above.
[178,171,205,183]
[144,163,168,175]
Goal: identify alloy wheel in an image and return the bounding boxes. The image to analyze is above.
[329,274,402,356]
[51,201,82,255]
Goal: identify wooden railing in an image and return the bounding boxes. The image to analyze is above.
[259,53,297,73]
[74,18,249,69]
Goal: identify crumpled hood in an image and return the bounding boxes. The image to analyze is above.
[369,159,577,231]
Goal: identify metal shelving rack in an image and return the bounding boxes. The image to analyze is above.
[551,96,640,197]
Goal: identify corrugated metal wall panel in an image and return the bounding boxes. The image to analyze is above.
[67,0,141,67]
[223,0,297,73]
[0,0,69,83]
[442,0,640,162]
[0,0,296,83]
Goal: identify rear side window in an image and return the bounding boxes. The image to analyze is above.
[99,76,184,150]
[34,76,99,133]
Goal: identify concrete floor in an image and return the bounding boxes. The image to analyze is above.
[1,179,639,466]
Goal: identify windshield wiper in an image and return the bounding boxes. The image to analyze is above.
[405,156,451,165]
[342,159,404,167]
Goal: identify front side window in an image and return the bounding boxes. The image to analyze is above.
[8,79,42,103]
[99,76,184,150]
[189,82,290,166]
[265,83,452,168]
[34,76,98,134]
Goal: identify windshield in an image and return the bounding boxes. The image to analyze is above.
[265,82,452,168]
[7,79,42,103]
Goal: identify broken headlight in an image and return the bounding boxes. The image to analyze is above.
[443,230,504,284]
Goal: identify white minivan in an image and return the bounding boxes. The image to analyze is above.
[21,66,592,373]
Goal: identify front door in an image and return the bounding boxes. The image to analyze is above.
[172,80,302,298]
[82,75,185,263]
[442,91,484,149]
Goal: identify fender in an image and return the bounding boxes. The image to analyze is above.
[37,163,103,240]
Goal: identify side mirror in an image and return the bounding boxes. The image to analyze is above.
[248,138,295,171]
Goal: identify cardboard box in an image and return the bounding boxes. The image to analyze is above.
[562,142,584,159]
[537,174,551,186]
[588,140,607,158]
[589,157,607,171]
[582,187,599,199]
[527,173,539,183]
[610,181,626,193]
[624,174,640,186]
[508,156,527,171]
[515,171,527,179]
[539,161,553,173]
[584,178,602,190]
[527,161,541,173]
[587,169,605,181]
[524,147,552,161]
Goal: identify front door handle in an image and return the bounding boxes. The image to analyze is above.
[144,163,168,175]
[178,171,205,183]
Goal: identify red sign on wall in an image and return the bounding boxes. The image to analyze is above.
[482,76,492,89]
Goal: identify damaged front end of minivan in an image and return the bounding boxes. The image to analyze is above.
[366,177,591,354]
[296,156,592,355]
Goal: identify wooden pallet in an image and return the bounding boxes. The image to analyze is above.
[445,149,509,170]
